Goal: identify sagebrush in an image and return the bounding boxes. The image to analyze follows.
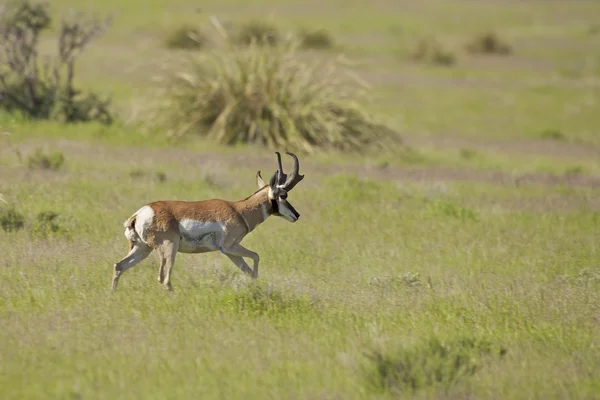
[0,0,112,123]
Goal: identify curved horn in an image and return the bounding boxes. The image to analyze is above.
[274,151,287,185]
[283,152,304,191]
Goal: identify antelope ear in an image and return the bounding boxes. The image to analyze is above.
[256,171,266,188]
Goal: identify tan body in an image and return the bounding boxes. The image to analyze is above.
[112,152,304,291]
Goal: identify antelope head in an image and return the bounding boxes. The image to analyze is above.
[256,152,305,223]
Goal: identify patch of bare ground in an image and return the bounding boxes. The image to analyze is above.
[404,135,600,161]
[8,139,600,192]
[469,192,600,212]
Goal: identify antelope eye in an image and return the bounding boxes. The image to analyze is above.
[280,193,288,200]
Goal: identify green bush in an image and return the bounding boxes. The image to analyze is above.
[221,283,317,318]
[411,37,456,66]
[27,148,65,170]
[366,336,506,395]
[164,24,207,50]
[539,129,566,141]
[429,199,479,221]
[0,0,112,123]
[466,32,512,55]
[0,206,25,232]
[148,23,401,153]
[299,28,334,49]
[234,19,280,47]
[31,211,66,238]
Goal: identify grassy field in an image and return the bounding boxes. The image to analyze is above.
[1,0,600,399]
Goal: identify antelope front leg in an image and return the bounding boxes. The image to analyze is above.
[221,243,260,279]
[224,254,253,277]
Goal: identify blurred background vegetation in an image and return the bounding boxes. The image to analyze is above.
[1,0,600,399]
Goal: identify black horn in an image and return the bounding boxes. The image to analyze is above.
[282,152,304,191]
[274,151,288,185]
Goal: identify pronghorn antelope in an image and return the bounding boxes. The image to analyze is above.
[111,152,304,291]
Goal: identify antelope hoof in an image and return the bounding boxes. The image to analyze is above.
[112,264,121,291]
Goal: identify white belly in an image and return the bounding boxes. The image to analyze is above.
[177,219,224,254]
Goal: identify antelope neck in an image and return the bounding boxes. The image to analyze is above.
[235,187,273,233]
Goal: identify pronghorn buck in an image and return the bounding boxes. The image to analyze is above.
[112,152,304,291]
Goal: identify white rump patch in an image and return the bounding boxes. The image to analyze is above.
[133,206,154,243]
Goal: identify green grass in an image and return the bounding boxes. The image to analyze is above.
[1,138,600,399]
[2,0,600,398]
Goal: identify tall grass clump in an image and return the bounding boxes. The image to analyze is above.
[365,336,507,396]
[148,20,400,153]
[0,205,25,232]
[26,148,65,170]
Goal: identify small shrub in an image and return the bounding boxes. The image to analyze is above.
[299,28,334,50]
[411,37,456,66]
[31,211,65,237]
[0,206,25,232]
[155,171,167,183]
[430,199,478,221]
[148,21,401,153]
[0,0,113,123]
[129,168,145,178]
[564,165,584,177]
[466,32,512,55]
[234,19,280,46]
[366,336,506,395]
[539,129,566,141]
[27,149,65,170]
[222,283,317,318]
[459,148,478,160]
[164,24,207,50]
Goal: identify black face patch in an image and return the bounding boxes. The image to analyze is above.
[270,196,279,213]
